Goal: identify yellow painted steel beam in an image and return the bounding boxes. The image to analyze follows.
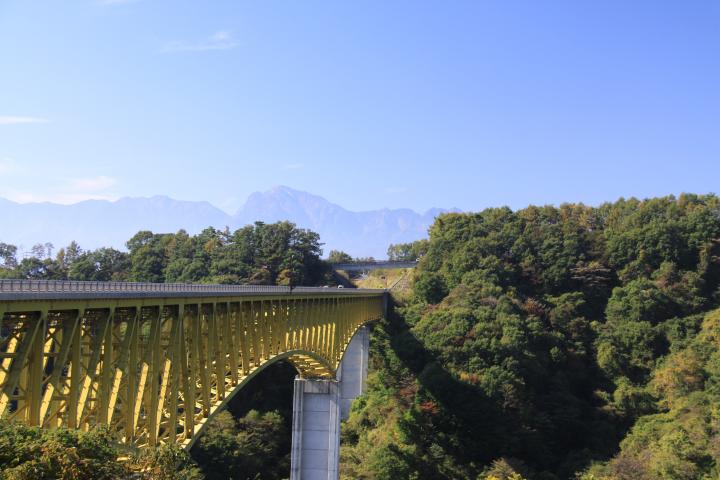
[0,291,384,450]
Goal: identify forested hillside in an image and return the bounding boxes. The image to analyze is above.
[342,194,720,479]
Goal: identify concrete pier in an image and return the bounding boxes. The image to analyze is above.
[339,326,370,419]
[289,378,341,480]
[290,326,370,480]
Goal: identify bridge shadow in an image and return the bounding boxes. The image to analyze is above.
[379,297,514,475]
[225,361,297,423]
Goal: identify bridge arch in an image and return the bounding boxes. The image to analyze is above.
[185,347,336,449]
[188,320,377,448]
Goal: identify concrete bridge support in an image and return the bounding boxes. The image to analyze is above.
[339,326,370,420]
[290,326,370,480]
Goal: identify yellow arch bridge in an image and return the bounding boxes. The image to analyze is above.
[0,280,385,450]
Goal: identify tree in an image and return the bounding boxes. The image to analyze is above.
[135,444,204,480]
[127,231,169,283]
[0,424,126,480]
[192,410,290,480]
[387,239,428,261]
[44,242,54,259]
[69,248,130,281]
[64,241,83,265]
[15,257,48,279]
[0,242,17,268]
[328,250,353,264]
[413,271,448,304]
[30,243,47,259]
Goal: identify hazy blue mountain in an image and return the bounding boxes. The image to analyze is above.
[0,187,454,258]
[235,186,453,257]
[0,196,230,256]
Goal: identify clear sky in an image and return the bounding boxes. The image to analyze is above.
[0,1,718,214]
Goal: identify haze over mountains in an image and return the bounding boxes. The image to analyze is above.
[0,186,454,258]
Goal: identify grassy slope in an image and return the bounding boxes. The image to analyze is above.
[349,268,415,301]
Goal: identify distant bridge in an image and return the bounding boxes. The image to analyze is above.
[331,260,418,271]
[0,279,384,475]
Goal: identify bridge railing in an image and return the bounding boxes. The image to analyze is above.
[0,279,287,294]
[0,279,384,300]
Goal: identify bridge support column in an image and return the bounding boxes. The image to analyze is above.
[339,326,369,419]
[290,378,341,480]
[290,326,370,480]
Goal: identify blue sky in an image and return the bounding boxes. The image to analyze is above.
[0,1,718,214]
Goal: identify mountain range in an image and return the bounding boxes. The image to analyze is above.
[0,186,455,258]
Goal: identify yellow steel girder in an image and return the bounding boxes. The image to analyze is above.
[0,293,383,449]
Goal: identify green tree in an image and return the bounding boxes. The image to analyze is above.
[387,239,429,261]
[192,410,290,480]
[0,424,126,480]
[68,248,130,281]
[328,249,354,263]
[126,231,170,282]
[0,242,18,268]
[413,271,448,304]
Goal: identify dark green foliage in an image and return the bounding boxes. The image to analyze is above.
[69,248,130,281]
[126,230,168,282]
[343,194,720,479]
[191,410,290,480]
[126,222,326,285]
[0,424,125,480]
[135,444,204,480]
[413,271,448,303]
[0,423,201,480]
[0,221,329,286]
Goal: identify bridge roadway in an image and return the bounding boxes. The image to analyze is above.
[330,260,418,271]
[0,280,385,452]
